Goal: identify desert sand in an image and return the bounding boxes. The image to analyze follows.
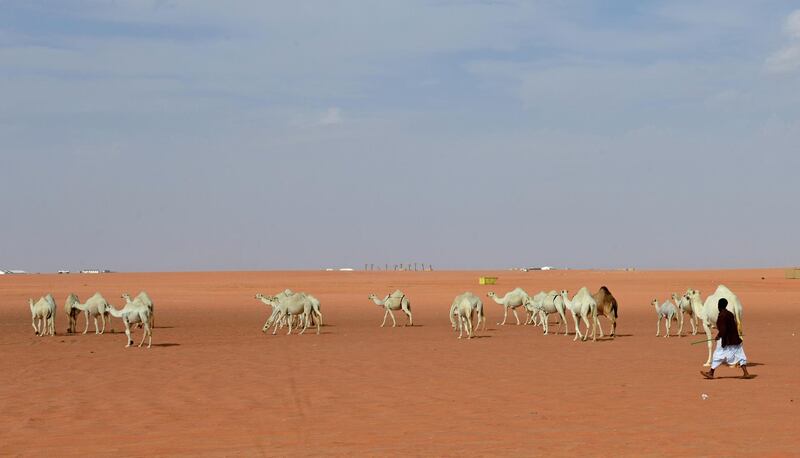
[1,268,798,456]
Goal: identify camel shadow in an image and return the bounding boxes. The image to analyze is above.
[151,343,180,347]
[746,362,765,367]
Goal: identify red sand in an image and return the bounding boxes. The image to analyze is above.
[1,269,798,456]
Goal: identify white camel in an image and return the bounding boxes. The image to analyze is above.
[560,288,598,341]
[106,301,152,348]
[29,294,56,336]
[688,286,744,366]
[259,290,322,335]
[65,292,112,334]
[451,292,481,339]
[257,290,322,330]
[522,291,546,325]
[122,292,154,328]
[653,299,678,338]
[449,292,486,335]
[368,289,412,327]
[671,291,697,336]
[526,290,569,335]
[487,287,529,325]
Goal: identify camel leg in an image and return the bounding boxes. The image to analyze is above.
[665,316,671,338]
[82,311,90,334]
[559,310,569,335]
[100,314,106,334]
[498,307,508,325]
[403,306,413,326]
[690,315,697,335]
[656,317,661,336]
[542,313,549,335]
[315,311,321,335]
[138,321,148,347]
[287,314,294,335]
[512,309,521,325]
[702,322,713,366]
[299,313,309,335]
[272,313,283,335]
[595,317,605,338]
[380,309,389,327]
[457,315,464,339]
[124,321,133,348]
[571,313,581,341]
[466,313,474,339]
[389,310,397,327]
[93,316,100,334]
[145,321,152,348]
[678,313,685,336]
[581,314,591,341]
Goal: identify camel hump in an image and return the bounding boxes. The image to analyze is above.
[599,286,611,294]
[390,289,404,298]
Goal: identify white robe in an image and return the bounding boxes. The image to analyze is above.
[711,339,747,369]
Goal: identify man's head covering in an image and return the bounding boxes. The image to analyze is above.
[718,298,728,311]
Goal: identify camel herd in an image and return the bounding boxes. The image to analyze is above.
[652,285,744,366]
[27,283,745,366]
[28,291,154,348]
[445,286,617,341]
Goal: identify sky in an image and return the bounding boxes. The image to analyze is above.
[1,0,799,272]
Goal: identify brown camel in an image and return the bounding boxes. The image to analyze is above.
[591,286,618,338]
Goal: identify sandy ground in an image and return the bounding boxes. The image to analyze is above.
[0,269,798,456]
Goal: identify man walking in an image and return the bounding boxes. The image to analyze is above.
[701,298,754,379]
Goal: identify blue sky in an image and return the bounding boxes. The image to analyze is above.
[1,1,799,271]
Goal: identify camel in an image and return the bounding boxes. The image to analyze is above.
[522,291,546,325]
[560,288,598,341]
[368,289,412,327]
[592,286,619,338]
[688,286,744,366]
[64,294,82,334]
[258,290,322,335]
[672,291,697,336]
[106,300,152,348]
[451,292,481,339]
[653,299,678,338]
[29,294,56,336]
[65,292,112,334]
[122,292,154,328]
[487,287,529,325]
[525,290,568,335]
[449,292,485,335]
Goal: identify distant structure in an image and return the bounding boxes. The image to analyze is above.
[80,269,112,274]
[363,263,433,271]
[518,266,556,272]
[57,270,70,274]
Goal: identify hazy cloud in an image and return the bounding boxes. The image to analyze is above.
[766,9,800,73]
[319,107,343,126]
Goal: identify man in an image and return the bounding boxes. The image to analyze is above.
[701,298,754,379]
